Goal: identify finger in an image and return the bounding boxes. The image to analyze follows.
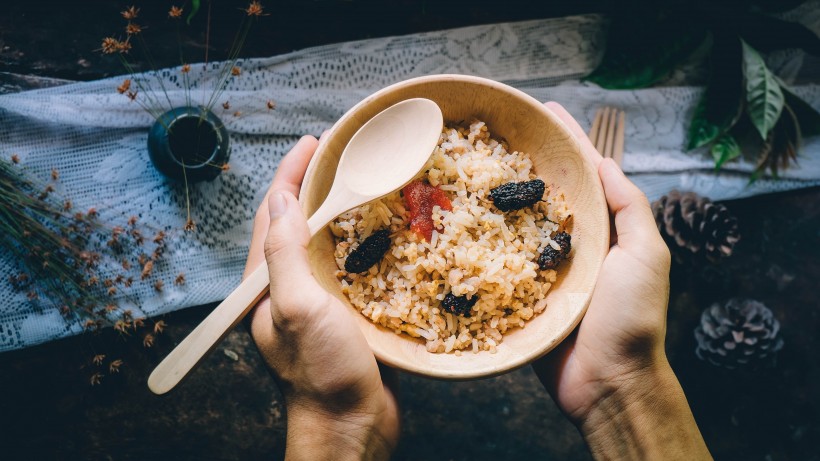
[598,158,660,250]
[245,135,319,277]
[543,102,603,169]
[264,190,315,304]
[270,135,320,198]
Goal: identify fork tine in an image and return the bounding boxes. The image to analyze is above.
[603,108,617,159]
[595,107,611,154]
[613,110,626,167]
[589,107,604,147]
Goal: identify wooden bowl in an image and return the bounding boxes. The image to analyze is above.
[299,75,609,379]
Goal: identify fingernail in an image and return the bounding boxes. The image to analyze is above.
[269,191,287,219]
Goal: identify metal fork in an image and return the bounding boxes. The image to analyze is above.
[588,107,626,167]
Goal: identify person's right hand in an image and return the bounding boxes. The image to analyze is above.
[533,103,711,460]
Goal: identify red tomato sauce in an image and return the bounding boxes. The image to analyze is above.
[402,180,452,241]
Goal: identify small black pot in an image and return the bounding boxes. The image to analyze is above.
[147,106,230,183]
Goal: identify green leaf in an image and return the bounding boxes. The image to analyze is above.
[710,133,742,170]
[742,40,784,140]
[585,8,707,89]
[687,34,744,150]
[781,87,820,137]
[187,0,201,25]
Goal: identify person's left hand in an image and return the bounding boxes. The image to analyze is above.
[243,135,400,460]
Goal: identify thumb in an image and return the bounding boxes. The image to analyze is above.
[598,158,660,251]
[264,190,314,297]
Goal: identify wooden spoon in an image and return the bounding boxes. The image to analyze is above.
[148,98,443,395]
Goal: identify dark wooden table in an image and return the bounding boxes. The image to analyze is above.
[1,2,818,460]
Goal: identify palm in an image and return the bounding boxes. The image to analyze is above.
[536,245,669,423]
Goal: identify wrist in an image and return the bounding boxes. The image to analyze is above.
[283,394,397,461]
[578,359,711,460]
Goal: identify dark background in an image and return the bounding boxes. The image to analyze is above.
[1,1,819,460]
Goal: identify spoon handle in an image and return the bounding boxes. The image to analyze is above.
[147,263,270,395]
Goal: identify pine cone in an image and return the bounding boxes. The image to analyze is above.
[694,298,784,370]
[651,190,740,263]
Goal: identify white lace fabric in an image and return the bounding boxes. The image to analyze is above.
[1,7,818,350]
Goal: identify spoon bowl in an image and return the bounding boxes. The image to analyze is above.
[148,98,443,395]
[306,98,443,234]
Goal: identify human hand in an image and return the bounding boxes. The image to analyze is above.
[243,136,399,461]
[533,103,710,459]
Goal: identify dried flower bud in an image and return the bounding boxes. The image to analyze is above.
[11,154,20,164]
[63,200,72,211]
[133,317,145,329]
[154,320,167,334]
[245,1,264,16]
[125,23,142,35]
[92,354,106,366]
[84,319,98,331]
[26,291,38,301]
[222,101,231,110]
[127,215,138,226]
[153,231,166,244]
[51,169,59,180]
[101,37,119,54]
[114,320,129,334]
[131,229,144,245]
[266,100,276,110]
[103,279,114,288]
[123,277,133,288]
[169,6,183,18]
[104,304,117,313]
[154,280,164,292]
[121,6,139,20]
[181,63,191,73]
[220,163,230,172]
[107,286,118,296]
[109,359,123,373]
[175,273,186,285]
[90,372,103,386]
[86,276,99,287]
[231,66,241,76]
[126,90,138,101]
[116,39,132,54]
[141,260,154,280]
[233,111,242,117]
[117,79,131,94]
[87,208,98,218]
[143,333,155,348]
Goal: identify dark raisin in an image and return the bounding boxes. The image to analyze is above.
[504,308,514,316]
[441,293,478,317]
[538,246,563,270]
[538,232,572,270]
[488,179,545,212]
[553,231,572,257]
[344,229,391,274]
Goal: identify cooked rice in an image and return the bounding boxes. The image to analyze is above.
[330,120,571,353]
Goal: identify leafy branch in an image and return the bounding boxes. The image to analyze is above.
[586,0,820,177]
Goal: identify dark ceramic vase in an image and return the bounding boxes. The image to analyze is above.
[147,106,230,183]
